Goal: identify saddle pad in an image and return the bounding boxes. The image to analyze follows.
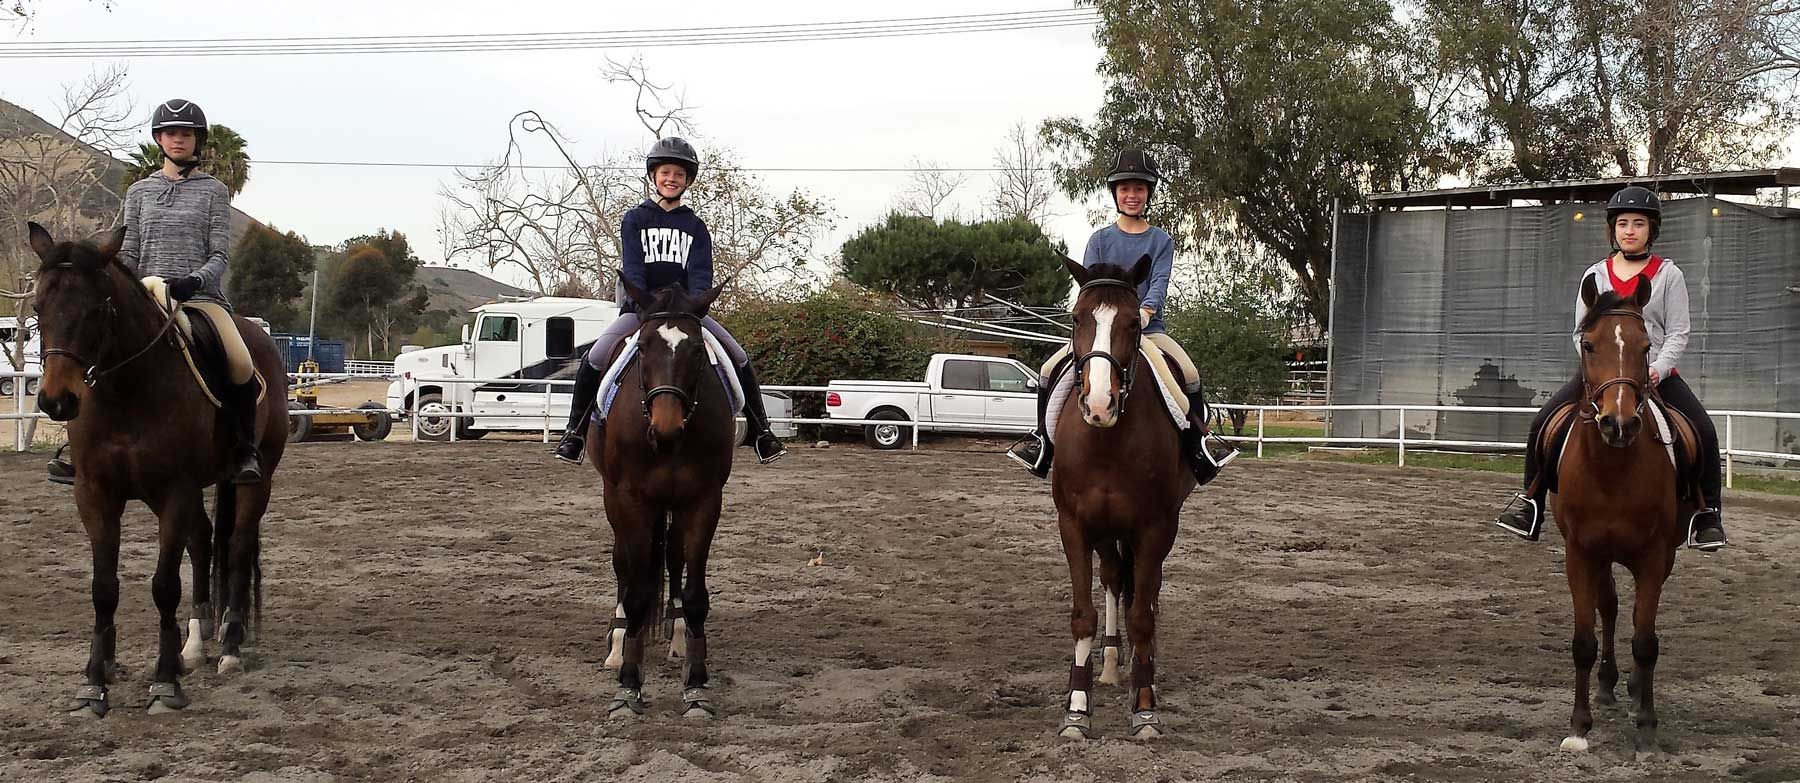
[1045,340,1188,445]
[596,333,744,422]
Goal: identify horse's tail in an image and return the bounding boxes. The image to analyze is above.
[1119,540,1137,611]
[210,480,236,634]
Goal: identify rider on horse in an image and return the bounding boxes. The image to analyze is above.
[1495,185,1727,551]
[552,136,787,466]
[1007,148,1219,482]
[47,99,263,486]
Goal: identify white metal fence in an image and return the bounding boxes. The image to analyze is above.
[8,370,1796,489]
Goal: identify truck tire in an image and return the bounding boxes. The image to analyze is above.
[863,410,911,450]
[287,401,313,443]
[414,393,454,441]
[351,402,393,442]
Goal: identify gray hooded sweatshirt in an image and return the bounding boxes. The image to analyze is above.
[117,171,233,309]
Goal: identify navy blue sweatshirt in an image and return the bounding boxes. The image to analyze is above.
[618,200,714,314]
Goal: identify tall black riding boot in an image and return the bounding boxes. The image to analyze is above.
[1006,377,1055,479]
[554,361,604,465]
[735,363,787,464]
[229,381,264,485]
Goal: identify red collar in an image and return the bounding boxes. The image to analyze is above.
[1606,254,1663,297]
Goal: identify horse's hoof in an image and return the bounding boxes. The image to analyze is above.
[607,689,646,719]
[65,686,108,719]
[146,682,188,715]
[1560,736,1590,753]
[1057,712,1092,740]
[217,656,244,676]
[681,687,714,719]
[181,652,206,674]
[1129,711,1163,740]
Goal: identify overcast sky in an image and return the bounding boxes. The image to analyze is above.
[4,1,1111,290]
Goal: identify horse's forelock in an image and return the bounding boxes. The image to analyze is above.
[1578,290,1637,333]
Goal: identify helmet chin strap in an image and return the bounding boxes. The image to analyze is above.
[650,176,686,205]
[1111,183,1154,218]
[157,141,202,177]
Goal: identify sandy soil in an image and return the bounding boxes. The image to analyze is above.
[1,442,1797,782]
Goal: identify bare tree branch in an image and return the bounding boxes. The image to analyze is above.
[989,120,1057,225]
[894,159,967,220]
[56,64,136,155]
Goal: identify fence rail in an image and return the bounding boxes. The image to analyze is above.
[8,370,1796,489]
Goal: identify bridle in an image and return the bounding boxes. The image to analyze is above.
[1072,279,1140,409]
[1578,308,1653,423]
[635,311,706,428]
[37,262,180,388]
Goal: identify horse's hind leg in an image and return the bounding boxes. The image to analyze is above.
[1095,544,1125,686]
[606,506,656,718]
[181,516,213,674]
[666,514,688,660]
[1560,547,1601,752]
[1056,513,1098,739]
[1595,566,1619,707]
[68,488,125,718]
[148,491,206,714]
[218,482,268,676]
[1627,552,1673,757]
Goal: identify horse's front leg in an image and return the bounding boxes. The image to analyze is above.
[674,491,721,719]
[1561,546,1601,752]
[1056,512,1097,740]
[68,485,125,719]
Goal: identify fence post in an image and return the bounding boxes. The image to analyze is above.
[1725,414,1734,489]
[12,377,23,453]
[410,393,419,442]
[1256,407,1265,459]
[1397,407,1407,467]
[543,382,553,444]
[911,391,921,450]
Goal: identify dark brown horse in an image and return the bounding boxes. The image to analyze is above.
[1552,273,1691,756]
[1050,257,1196,739]
[592,278,734,719]
[28,223,287,717]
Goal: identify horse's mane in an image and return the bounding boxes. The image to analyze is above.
[639,285,700,318]
[1579,289,1637,332]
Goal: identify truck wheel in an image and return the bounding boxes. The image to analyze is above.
[414,393,454,441]
[351,402,393,442]
[863,410,911,450]
[287,401,313,443]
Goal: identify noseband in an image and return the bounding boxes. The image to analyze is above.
[1073,279,1140,407]
[37,262,180,388]
[636,311,705,428]
[1578,308,1652,423]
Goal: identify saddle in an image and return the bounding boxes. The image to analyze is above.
[140,277,263,409]
[1536,396,1702,501]
[1043,339,1193,446]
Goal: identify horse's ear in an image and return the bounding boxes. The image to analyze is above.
[94,225,126,260]
[1062,255,1089,286]
[26,221,54,261]
[1631,274,1652,308]
[1129,254,1152,286]
[691,283,725,315]
[618,272,653,312]
[1580,272,1600,310]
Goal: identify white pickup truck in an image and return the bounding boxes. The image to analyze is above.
[826,353,1040,449]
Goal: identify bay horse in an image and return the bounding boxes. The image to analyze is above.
[592,277,734,720]
[27,223,287,717]
[1050,257,1196,739]
[1552,273,1692,756]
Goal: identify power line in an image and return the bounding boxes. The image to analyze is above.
[0,156,1057,173]
[0,9,1097,59]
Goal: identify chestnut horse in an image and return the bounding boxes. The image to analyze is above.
[1050,257,1196,739]
[592,278,734,720]
[28,223,286,717]
[1552,273,1693,756]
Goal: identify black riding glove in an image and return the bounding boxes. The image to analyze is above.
[168,275,203,301]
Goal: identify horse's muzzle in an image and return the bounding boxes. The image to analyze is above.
[646,425,685,455]
[1598,412,1642,448]
[38,390,78,422]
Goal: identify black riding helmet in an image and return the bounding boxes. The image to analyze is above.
[1106,148,1161,216]
[646,136,701,204]
[151,99,208,174]
[1605,185,1662,250]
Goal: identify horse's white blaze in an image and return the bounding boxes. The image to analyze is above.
[1084,304,1120,418]
[1614,324,1627,412]
[657,324,689,351]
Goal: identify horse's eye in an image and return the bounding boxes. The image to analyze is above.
[1580,341,1594,354]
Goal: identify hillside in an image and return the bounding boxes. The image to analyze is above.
[415,265,532,314]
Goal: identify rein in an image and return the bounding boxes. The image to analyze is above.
[38,262,181,388]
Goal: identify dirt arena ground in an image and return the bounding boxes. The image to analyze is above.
[1,441,1797,782]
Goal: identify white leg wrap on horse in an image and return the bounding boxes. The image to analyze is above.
[1100,591,1122,685]
[603,604,626,669]
[181,619,206,673]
